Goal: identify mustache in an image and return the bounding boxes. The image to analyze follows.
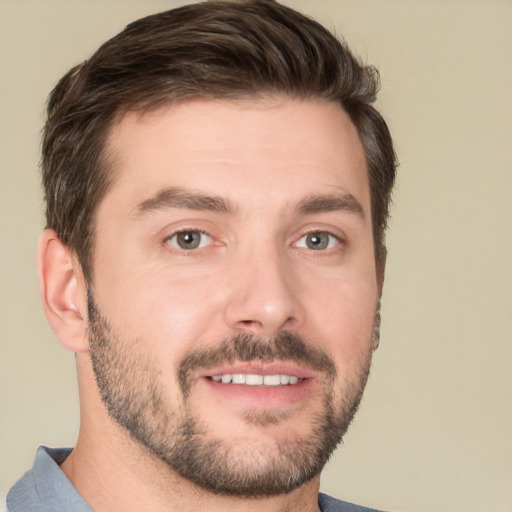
[178,331,337,398]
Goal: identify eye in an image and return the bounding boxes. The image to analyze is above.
[295,231,339,251]
[165,230,212,250]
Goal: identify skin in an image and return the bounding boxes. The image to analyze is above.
[39,96,381,512]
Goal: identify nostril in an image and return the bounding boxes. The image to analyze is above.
[233,316,298,336]
[238,319,263,329]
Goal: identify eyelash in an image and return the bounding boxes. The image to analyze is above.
[294,231,342,251]
[164,229,213,251]
[163,228,343,254]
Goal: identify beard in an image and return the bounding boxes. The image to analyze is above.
[87,291,374,497]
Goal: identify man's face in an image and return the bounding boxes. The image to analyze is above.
[88,97,379,496]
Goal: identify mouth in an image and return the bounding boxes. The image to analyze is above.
[199,363,315,408]
[209,373,301,386]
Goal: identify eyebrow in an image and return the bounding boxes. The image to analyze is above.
[132,187,235,218]
[295,193,366,219]
[132,187,365,221]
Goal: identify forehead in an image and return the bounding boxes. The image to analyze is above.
[101,96,369,214]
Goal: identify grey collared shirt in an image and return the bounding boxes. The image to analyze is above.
[6,446,91,512]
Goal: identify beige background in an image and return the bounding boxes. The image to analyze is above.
[1,1,511,511]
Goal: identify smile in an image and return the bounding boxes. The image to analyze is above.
[202,367,314,407]
[209,374,301,386]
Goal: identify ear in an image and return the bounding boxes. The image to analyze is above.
[377,247,387,296]
[372,299,382,351]
[373,250,386,351]
[38,229,89,353]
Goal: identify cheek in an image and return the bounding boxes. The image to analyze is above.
[303,270,377,365]
[94,259,226,359]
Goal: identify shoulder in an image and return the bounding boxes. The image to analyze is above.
[319,492,386,512]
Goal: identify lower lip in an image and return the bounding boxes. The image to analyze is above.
[201,377,314,408]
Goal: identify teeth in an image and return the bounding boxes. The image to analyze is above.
[263,374,280,386]
[210,373,301,386]
[232,374,246,384]
[246,374,263,386]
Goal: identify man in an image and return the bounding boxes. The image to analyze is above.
[6,1,396,510]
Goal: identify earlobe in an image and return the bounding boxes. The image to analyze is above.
[374,251,386,351]
[38,229,89,353]
[377,247,387,296]
[372,300,382,351]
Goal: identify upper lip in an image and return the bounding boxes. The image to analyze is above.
[200,361,317,379]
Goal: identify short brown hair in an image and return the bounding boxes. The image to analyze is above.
[42,0,396,281]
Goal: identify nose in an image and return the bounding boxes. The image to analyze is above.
[223,247,305,336]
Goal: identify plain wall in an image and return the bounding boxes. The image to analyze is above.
[1,1,511,511]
